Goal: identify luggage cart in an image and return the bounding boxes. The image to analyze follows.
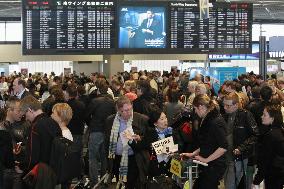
[170,155,208,189]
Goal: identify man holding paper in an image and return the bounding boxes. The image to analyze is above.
[105,96,149,189]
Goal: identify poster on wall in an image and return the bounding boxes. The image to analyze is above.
[64,68,71,76]
[21,68,28,76]
[209,67,246,92]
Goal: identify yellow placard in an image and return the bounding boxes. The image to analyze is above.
[183,181,190,189]
[170,158,182,177]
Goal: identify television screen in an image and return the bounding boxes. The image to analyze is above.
[118,6,166,48]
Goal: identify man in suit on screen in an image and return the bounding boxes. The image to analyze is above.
[129,9,163,48]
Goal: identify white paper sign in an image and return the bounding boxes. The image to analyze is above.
[152,136,175,155]
[120,127,134,146]
[162,144,178,154]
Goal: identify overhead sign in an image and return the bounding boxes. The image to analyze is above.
[199,0,209,19]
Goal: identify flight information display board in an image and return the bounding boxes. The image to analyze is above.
[22,0,252,55]
[169,2,252,54]
[23,0,116,54]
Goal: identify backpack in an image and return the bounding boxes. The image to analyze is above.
[49,136,81,183]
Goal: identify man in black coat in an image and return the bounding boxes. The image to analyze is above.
[222,92,259,189]
[105,96,149,189]
[19,96,61,172]
[65,85,86,157]
[86,82,116,187]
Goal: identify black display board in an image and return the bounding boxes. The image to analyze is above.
[22,0,252,55]
[168,2,252,54]
[23,0,116,54]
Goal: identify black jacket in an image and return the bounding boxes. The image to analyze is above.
[130,127,173,178]
[133,94,157,117]
[25,113,61,171]
[197,108,228,167]
[223,109,259,159]
[5,120,30,169]
[67,98,86,135]
[246,100,269,135]
[5,120,29,145]
[253,125,284,185]
[42,97,65,116]
[0,124,14,169]
[86,94,116,133]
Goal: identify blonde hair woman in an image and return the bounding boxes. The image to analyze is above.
[51,103,73,141]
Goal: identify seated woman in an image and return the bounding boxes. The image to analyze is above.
[51,103,73,141]
[253,104,284,189]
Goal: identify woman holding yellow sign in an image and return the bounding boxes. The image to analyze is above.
[181,94,228,189]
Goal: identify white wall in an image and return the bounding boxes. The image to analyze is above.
[253,24,284,41]
[124,60,180,72]
[18,61,73,76]
[0,44,103,62]
[73,61,101,76]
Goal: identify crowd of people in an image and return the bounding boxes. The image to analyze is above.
[0,69,284,189]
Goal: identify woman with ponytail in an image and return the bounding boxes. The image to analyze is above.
[181,94,228,189]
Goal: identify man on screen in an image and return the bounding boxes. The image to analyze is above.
[129,9,163,48]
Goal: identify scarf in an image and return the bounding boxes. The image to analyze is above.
[108,112,133,182]
[155,127,173,136]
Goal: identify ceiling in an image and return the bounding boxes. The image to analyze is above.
[1,0,284,23]
[221,0,284,23]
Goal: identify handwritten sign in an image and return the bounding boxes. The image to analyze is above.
[151,136,174,155]
[170,158,182,177]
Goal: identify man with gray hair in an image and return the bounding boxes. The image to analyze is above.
[186,80,199,107]
[195,83,208,96]
[105,96,149,188]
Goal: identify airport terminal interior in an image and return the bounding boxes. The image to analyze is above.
[0,0,284,189]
